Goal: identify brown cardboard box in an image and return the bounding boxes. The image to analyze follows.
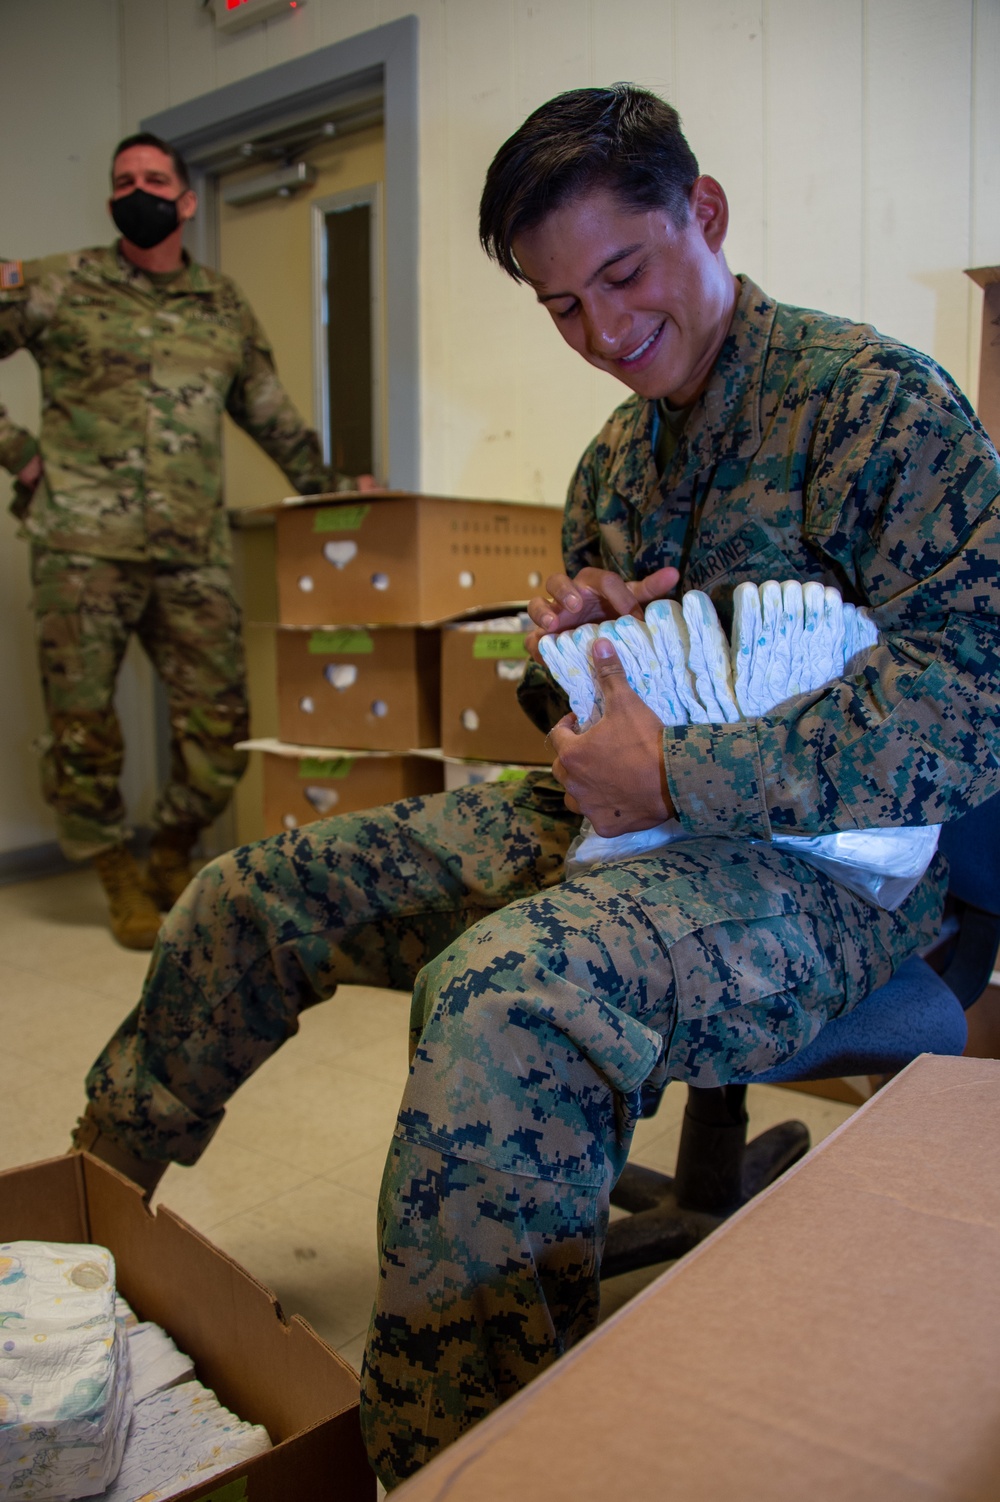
[0,1153,374,1502]
[440,623,549,765]
[275,493,563,626]
[395,1054,1000,1502]
[247,738,444,836]
[966,265,1000,449]
[277,626,440,751]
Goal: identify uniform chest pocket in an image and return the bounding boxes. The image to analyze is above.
[42,296,123,371]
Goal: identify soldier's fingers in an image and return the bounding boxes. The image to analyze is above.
[591,637,632,695]
[547,715,578,763]
[528,573,588,633]
[629,566,680,606]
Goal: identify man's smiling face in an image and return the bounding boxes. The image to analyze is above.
[511,178,737,406]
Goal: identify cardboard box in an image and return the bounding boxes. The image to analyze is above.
[966,265,1000,449]
[442,759,535,792]
[0,1153,374,1502]
[277,626,441,751]
[440,622,549,765]
[245,738,444,836]
[275,493,563,626]
[395,1054,1000,1502]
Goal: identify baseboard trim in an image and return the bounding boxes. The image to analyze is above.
[0,842,75,887]
[0,827,155,887]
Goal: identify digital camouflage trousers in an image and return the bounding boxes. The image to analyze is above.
[82,773,945,1487]
[32,547,249,859]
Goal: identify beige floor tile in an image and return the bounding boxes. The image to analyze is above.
[335,1329,369,1377]
[1,962,131,1066]
[322,1141,392,1203]
[152,1137,318,1235]
[204,1177,380,1352]
[221,1056,404,1176]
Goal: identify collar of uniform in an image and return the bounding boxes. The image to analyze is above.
[687,274,776,470]
[608,274,777,509]
[103,242,210,296]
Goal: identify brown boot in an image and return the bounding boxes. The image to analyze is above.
[93,845,162,950]
[71,1106,168,1199]
[144,826,198,911]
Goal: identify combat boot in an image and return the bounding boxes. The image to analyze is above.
[144,825,198,911]
[93,845,162,950]
[71,1105,167,1199]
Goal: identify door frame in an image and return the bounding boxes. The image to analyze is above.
[141,14,419,489]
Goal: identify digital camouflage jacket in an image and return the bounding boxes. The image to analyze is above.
[0,245,333,566]
[519,275,1000,839]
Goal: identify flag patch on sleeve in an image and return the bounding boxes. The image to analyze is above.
[0,261,25,290]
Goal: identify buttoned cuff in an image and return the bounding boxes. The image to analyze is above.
[663,722,772,840]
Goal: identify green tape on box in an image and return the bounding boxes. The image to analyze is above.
[193,1477,248,1502]
[308,629,374,655]
[472,633,528,660]
[313,504,370,532]
[299,757,355,779]
[496,767,529,782]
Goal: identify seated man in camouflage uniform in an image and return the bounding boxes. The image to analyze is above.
[75,88,1000,1487]
[0,132,353,949]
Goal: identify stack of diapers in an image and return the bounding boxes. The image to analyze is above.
[0,1241,132,1501]
[0,1243,271,1502]
[539,580,939,910]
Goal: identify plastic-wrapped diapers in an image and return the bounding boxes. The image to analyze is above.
[99,1383,271,1502]
[0,1242,271,1502]
[0,1241,133,1501]
[544,581,937,910]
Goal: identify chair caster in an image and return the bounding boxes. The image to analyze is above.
[602,1086,811,1280]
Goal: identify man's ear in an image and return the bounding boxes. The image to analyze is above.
[177,188,198,224]
[689,176,729,253]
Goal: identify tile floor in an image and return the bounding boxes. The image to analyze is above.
[0,864,858,1371]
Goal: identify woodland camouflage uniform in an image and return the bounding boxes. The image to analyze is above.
[0,244,332,857]
[82,277,1000,1485]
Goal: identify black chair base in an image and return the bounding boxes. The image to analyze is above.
[602,1084,811,1279]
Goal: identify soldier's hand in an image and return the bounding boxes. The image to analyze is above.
[17,453,43,494]
[526,565,678,662]
[548,637,674,834]
[356,474,384,492]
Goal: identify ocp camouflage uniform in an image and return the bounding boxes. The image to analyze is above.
[82,276,1000,1487]
[0,245,334,857]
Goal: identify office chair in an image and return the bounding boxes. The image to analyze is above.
[602,793,1000,1278]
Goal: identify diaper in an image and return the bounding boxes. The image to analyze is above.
[546,582,937,909]
[0,1242,133,1501]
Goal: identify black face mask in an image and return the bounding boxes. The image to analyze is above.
[111,188,181,250]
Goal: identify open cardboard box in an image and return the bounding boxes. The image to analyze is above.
[395,1054,1000,1501]
[240,737,445,836]
[439,622,549,765]
[0,1152,375,1502]
[275,493,563,627]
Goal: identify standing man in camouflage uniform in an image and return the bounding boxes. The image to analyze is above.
[74,88,1000,1486]
[0,133,347,948]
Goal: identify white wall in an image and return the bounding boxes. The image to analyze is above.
[116,0,1000,511]
[1,0,998,856]
[0,0,161,859]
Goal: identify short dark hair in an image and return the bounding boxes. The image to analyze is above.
[480,84,700,281]
[111,132,190,190]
